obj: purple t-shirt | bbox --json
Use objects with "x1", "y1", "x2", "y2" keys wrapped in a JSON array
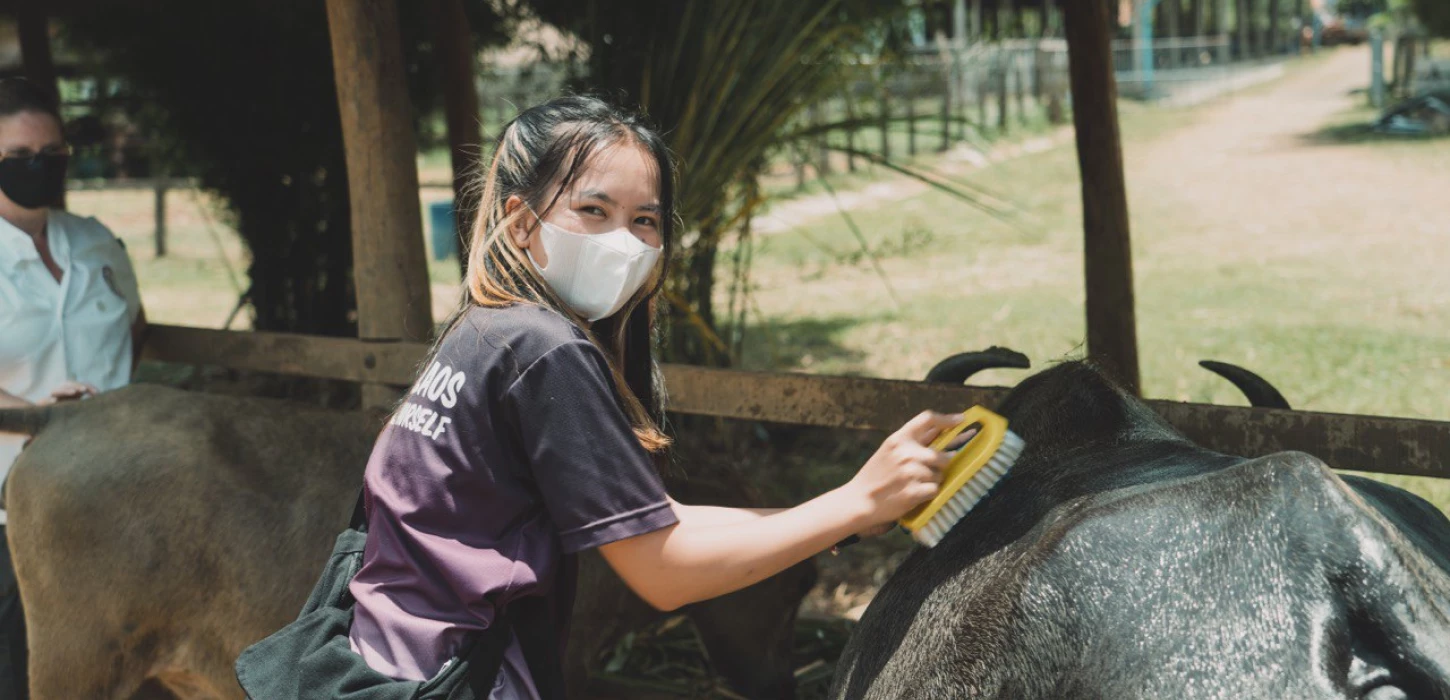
[{"x1": 348, "y1": 303, "x2": 678, "y2": 699}]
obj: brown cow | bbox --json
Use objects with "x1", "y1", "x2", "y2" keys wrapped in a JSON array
[{"x1": 0, "y1": 384, "x2": 813, "y2": 699}]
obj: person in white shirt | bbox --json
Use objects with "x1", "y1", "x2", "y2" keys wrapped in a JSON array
[{"x1": 0, "y1": 78, "x2": 145, "y2": 699}]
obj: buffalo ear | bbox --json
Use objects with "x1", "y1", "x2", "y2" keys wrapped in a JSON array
[
  {"x1": 925, "y1": 347, "x2": 1031, "y2": 385},
  {"x1": 1198, "y1": 360, "x2": 1291, "y2": 409}
]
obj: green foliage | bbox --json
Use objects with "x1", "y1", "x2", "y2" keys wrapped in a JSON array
[
  {"x1": 62, "y1": 1, "x2": 505, "y2": 335},
  {"x1": 528, "y1": 0, "x2": 911, "y2": 365},
  {"x1": 1412, "y1": 0, "x2": 1450, "y2": 35}
]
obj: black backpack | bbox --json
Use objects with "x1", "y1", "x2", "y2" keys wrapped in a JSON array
[{"x1": 234, "y1": 495, "x2": 511, "y2": 699}]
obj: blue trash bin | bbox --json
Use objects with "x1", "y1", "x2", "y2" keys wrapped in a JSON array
[{"x1": 428, "y1": 200, "x2": 457, "y2": 261}]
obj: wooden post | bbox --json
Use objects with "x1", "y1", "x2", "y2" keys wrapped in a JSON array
[
  {"x1": 1401, "y1": 35, "x2": 1417, "y2": 98},
  {"x1": 1370, "y1": 28, "x2": 1385, "y2": 108},
  {"x1": 1237, "y1": 0, "x2": 1254, "y2": 59},
  {"x1": 1015, "y1": 52, "x2": 1027, "y2": 126},
  {"x1": 17, "y1": 6, "x2": 57, "y2": 103},
  {"x1": 153, "y1": 180, "x2": 167, "y2": 258},
  {"x1": 1218, "y1": 0, "x2": 1232, "y2": 65},
  {"x1": 1165, "y1": 0, "x2": 1182, "y2": 68},
  {"x1": 844, "y1": 89, "x2": 858, "y2": 171},
  {"x1": 878, "y1": 85, "x2": 891, "y2": 160},
  {"x1": 18, "y1": 3, "x2": 64, "y2": 210},
  {"x1": 325, "y1": 0, "x2": 435, "y2": 408},
  {"x1": 905, "y1": 89, "x2": 918, "y2": 156},
  {"x1": 1299, "y1": 0, "x2": 1310, "y2": 52},
  {"x1": 1268, "y1": 0, "x2": 1281, "y2": 55},
  {"x1": 1062, "y1": 0, "x2": 1141, "y2": 394},
  {"x1": 996, "y1": 55, "x2": 1009, "y2": 133},
  {"x1": 976, "y1": 63, "x2": 989, "y2": 132},
  {"x1": 812, "y1": 102, "x2": 832, "y2": 176},
  {"x1": 425, "y1": 0, "x2": 481, "y2": 275},
  {"x1": 940, "y1": 58, "x2": 953, "y2": 151}
]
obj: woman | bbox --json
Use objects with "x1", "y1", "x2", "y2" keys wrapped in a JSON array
[
  {"x1": 348, "y1": 96, "x2": 957, "y2": 699},
  {"x1": 0, "y1": 78, "x2": 146, "y2": 698}
]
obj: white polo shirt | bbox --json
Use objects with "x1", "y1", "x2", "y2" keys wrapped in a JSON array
[{"x1": 0, "y1": 210, "x2": 141, "y2": 524}]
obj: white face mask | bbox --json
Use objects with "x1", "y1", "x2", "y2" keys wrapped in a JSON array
[{"x1": 524, "y1": 208, "x2": 663, "y2": 322}]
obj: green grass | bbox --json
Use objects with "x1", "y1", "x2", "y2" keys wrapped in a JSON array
[{"x1": 729, "y1": 53, "x2": 1450, "y2": 516}]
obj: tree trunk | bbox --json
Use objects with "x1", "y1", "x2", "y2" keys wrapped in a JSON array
[
  {"x1": 1062, "y1": 0, "x2": 1142, "y2": 395},
  {"x1": 1187, "y1": 0, "x2": 1202, "y2": 36},
  {"x1": 665, "y1": 235, "x2": 722, "y2": 366},
  {"x1": 325, "y1": 0, "x2": 435, "y2": 407}
]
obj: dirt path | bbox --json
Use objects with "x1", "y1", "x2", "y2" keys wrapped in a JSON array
[{"x1": 1129, "y1": 46, "x2": 1447, "y2": 275}]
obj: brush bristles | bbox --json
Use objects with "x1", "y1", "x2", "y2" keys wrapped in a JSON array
[{"x1": 913, "y1": 430, "x2": 1024, "y2": 548}]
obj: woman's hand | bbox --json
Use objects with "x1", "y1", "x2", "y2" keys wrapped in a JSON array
[
  {"x1": 841, "y1": 410, "x2": 964, "y2": 533},
  {"x1": 37, "y1": 381, "x2": 98, "y2": 406}
]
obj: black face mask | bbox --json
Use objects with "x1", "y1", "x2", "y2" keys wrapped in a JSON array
[{"x1": 0, "y1": 153, "x2": 68, "y2": 210}]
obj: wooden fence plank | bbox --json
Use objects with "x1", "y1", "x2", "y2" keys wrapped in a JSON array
[
  {"x1": 141, "y1": 325, "x2": 428, "y2": 386},
  {"x1": 141, "y1": 325, "x2": 1450, "y2": 479}
]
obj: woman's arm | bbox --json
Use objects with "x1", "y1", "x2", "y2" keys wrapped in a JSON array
[
  {"x1": 666, "y1": 498, "x2": 785, "y2": 527},
  {"x1": 600, "y1": 411, "x2": 960, "y2": 611}
]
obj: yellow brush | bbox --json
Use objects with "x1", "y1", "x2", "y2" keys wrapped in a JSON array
[{"x1": 899, "y1": 406, "x2": 1024, "y2": 547}]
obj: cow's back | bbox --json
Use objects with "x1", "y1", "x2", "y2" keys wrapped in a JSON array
[{"x1": 5, "y1": 384, "x2": 373, "y2": 698}]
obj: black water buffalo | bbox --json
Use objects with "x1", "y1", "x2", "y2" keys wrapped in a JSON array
[
  {"x1": 0, "y1": 385, "x2": 813, "y2": 699},
  {"x1": 832, "y1": 360, "x2": 1450, "y2": 699}
]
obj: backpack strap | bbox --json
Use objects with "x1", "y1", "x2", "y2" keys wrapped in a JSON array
[
  {"x1": 459, "y1": 608, "x2": 513, "y2": 698},
  {"x1": 509, "y1": 596, "x2": 565, "y2": 700},
  {"x1": 348, "y1": 488, "x2": 368, "y2": 533}
]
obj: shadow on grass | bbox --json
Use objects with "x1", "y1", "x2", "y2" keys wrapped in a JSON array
[
  {"x1": 734, "y1": 314, "x2": 875, "y2": 374},
  {"x1": 1300, "y1": 119, "x2": 1450, "y2": 145}
]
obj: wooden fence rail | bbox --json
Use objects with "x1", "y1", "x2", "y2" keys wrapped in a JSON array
[{"x1": 140, "y1": 324, "x2": 1450, "y2": 480}]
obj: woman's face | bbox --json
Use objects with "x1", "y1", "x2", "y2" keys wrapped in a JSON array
[
  {"x1": 0, "y1": 110, "x2": 65, "y2": 212},
  {"x1": 507, "y1": 142, "x2": 664, "y2": 268}
]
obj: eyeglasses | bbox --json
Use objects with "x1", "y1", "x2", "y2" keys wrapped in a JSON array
[{"x1": 0, "y1": 144, "x2": 74, "y2": 164}]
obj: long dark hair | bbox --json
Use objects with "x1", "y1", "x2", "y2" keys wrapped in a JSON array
[{"x1": 447, "y1": 95, "x2": 675, "y2": 452}]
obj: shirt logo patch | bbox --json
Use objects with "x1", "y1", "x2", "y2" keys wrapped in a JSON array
[{"x1": 102, "y1": 265, "x2": 125, "y2": 300}]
